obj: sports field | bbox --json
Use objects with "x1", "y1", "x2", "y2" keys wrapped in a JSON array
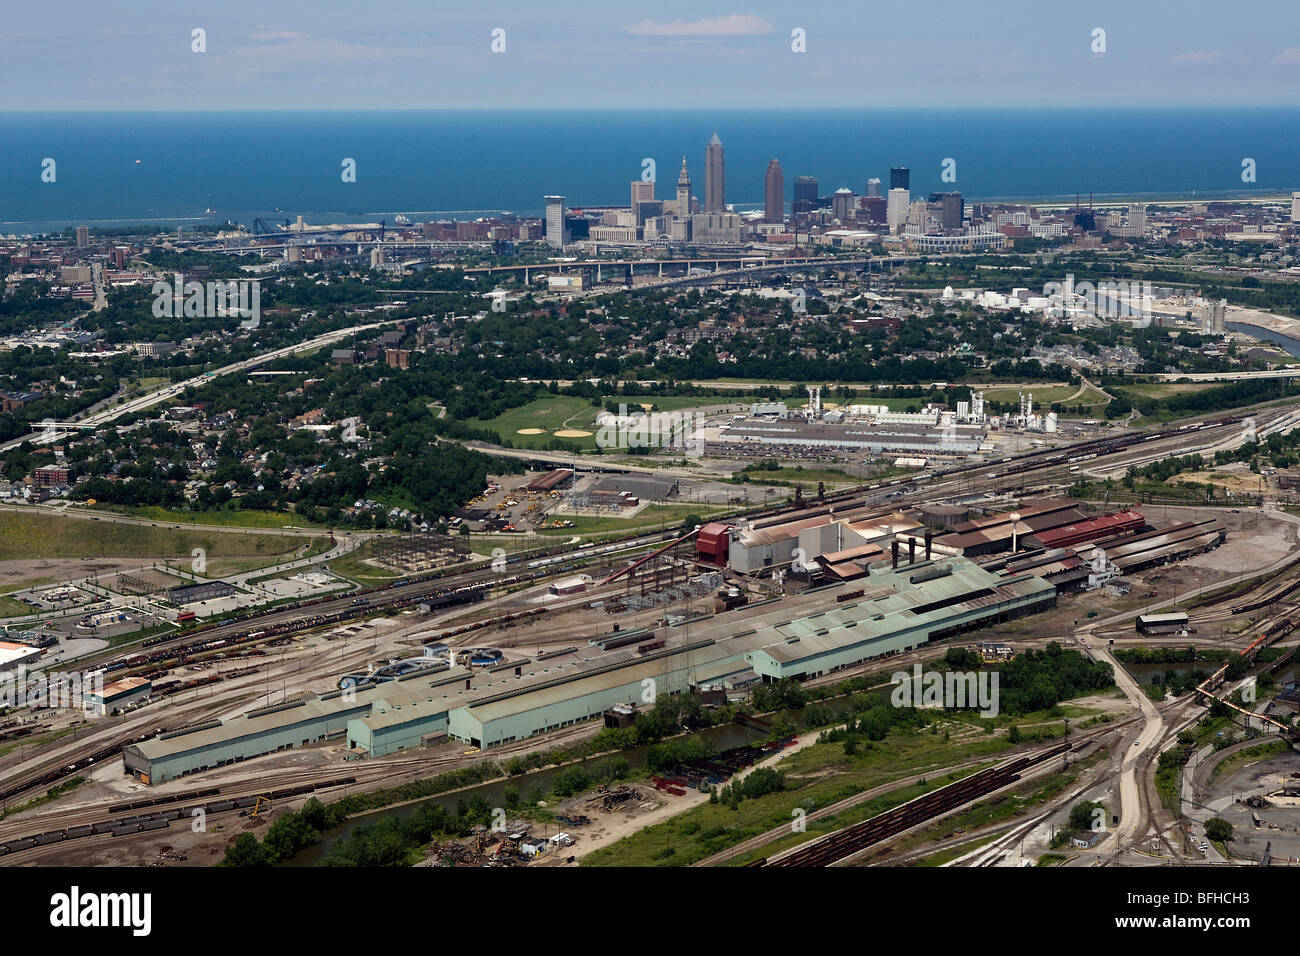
[{"x1": 470, "y1": 395, "x2": 745, "y2": 450}]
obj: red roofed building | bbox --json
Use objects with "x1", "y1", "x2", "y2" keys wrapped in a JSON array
[
  {"x1": 1029, "y1": 510, "x2": 1145, "y2": 550},
  {"x1": 696, "y1": 523, "x2": 733, "y2": 566}
]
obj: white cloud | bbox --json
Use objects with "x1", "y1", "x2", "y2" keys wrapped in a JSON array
[
  {"x1": 626, "y1": 14, "x2": 772, "y2": 37},
  {"x1": 1171, "y1": 50, "x2": 1225, "y2": 64},
  {"x1": 1270, "y1": 47, "x2": 1300, "y2": 64},
  {"x1": 249, "y1": 30, "x2": 311, "y2": 42}
]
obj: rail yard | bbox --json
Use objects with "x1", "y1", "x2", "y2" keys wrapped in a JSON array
[{"x1": 0, "y1": 395, "x2": 1297, "y2": 876}]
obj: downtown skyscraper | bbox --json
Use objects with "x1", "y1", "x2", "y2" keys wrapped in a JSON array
[
  {"x1": 705, "y1": 132, "x2": 725, "y2": 213},
  {"x1": 764, "y1": 159, "x2": 784, "y2": 223}
]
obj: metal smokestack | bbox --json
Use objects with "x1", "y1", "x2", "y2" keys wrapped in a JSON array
[
  {"x1": 908, "y1": 537, "x2": 916, "y2": 565},
  {"x1": 891, "y1": 540, "x2": 899, "y2": 570},
  {"x1": 925, "y1": 530, "x2": 933, "y2": 561}
]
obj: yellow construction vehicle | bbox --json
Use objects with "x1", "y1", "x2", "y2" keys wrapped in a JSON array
[{"x1": 250, "y1": 796, "x2": 271, "y2": 819}]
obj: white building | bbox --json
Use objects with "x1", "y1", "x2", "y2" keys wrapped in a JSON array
[
  {"x1": 887, "y1": 188, "x2": 910, "y2": 234},
  {"x1": 545, "y1": 195, "x2": 567, "y2": 248}
]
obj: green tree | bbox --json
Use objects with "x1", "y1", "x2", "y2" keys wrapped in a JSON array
[
  {"x1": 1068, "y1": 801, "x2": 1103, "y2": 832},
  {"x1": 221, "y1": 832, "x2": 269, "y2": 867},
  {"x1": 1204, "y1": 817, "x2": 1233, "y2": 842}
]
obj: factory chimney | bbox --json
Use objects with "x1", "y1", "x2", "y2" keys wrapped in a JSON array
[
  {"x1": 891, "y1": 540, "x2": 900, "y2": 570},
  {"x1": 925, "y1": 530, "x2": 933, "y2": 561},
  {"x1": 908, "y1": 537, "x2": 916, "y2": 565}
]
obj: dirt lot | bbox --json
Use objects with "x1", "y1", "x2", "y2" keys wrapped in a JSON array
[{"x1": 0, "y1": 558, "x2": 152, "y2": 593}]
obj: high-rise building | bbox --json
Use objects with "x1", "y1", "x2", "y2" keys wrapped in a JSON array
[
  {"x1": 691, "y1": 212, "x2": 742, "y2": 243},
  {"x1": 545, "y1": 195, "x2": 567, "y2": 248},
  {"x1": 705, "y1": 132, "x2": 725, "y2": 213},
  {"x1": 631, "y1": 180, "x2": 655, "y2": 212},
  {"x1": 866, "y1": 178, "x2": 883, "y2": 198},
  {"x1": 890, "y1": 166, "x2": 910, "y2": 191},
  {"x1": 792, "y1": 176, "x2": 819, "y2": 216},
  {"x1": 928, "y1": 192, "x2": 964, "y2": 231},
  {"x1": 675, "y1": 156, "x2": 692, "y2": 217},
  {"x1": 634, "y1": 200, "x2": 664, "y2": 228},
  {"x1": 833, "y1": 187, "x2": 856, "y2": 221},
  {"x1": 793, "y1": 176, "x2": 819, "y2": 206},
  {"x1": 887, "y1": 187, "x2": 909, "y2": 234},
  {"x1": 1292, "y1": 192, "x2": 1300, "y2": 223},
  {"x1": 907, "y1": 199, "x2": 933, "y2": 234},
  {"x1": 75, "y1": 225, "x2": 90, "y2": 248},
  {"x1": 764, "y1": 159, "x2": 785, "y2": 223}
]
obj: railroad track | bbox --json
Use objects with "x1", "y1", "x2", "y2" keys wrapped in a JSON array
[{"x1": 751, "y1": 743, "x2": 1073, "y2": 868}]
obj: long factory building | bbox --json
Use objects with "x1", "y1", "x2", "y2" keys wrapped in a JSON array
[
  {"x1": 123, "y1": 554, "x2": 1056, "y2": 784},
  {"x1": 714, "y1": 419, "x2": 986, "y2": 455}
]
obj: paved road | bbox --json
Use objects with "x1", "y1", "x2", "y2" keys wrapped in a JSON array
[
  {"x1": 0, "y1": 321, "x2": 387, "y2": 453},
  {"x1": 1085, "y1": 641, "x2": 1165, "y2": 860}
]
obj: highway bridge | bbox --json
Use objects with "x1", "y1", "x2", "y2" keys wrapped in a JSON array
[{"x1": 458, "y1": 254, "x2": 915, "y2": 287}]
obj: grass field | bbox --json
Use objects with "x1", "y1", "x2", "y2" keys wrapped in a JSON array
[
  {"x1": 471, "y1": 395, "x2": 746, "y2": 451},
  {"x1": 980, "y1": 384, "x2": 1077, "y2": 405},
  {"x1": 1116, "y1": 382, "x2": 1220, "y2": 399},
  {"x1": 1064, "y1": 385, "x2": 1112, "y2": 414},
  {"x1": 324, "y1": 540, "x2": 405, "y2": 584},
  {"x1": 0, "y1": 595, "x2": 31, "y2": 616},
  {"x1": 96, "y1": 504, "x2": 325, "y2": 531},
  {"x1": 535, "y1": 503, "x2": 726, "y2": 536},
  {"x1": 0, "y1": 511, "x2": 312, "y2": 572},
  {"x1": 583, "y1": 723, "x2": 1014, "y2": 867},
  {"x1": 1208, "y1": 739, "x2": 1288, "y2": 784}
]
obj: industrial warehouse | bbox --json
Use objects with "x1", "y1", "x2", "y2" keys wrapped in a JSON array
[
  {"x1": 122, "y1": 550, "x2": 1056, "y2": 783},
  {"x1": 712, "y1": 419, "x2": 986, "y2": 455},
  {"x1": 120, "y1": 488, "x2": 1226, "y2": 786}
]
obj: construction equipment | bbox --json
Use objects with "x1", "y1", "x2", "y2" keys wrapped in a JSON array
[{"x1": 250, "y1": 796, "x2": 271, "y2": 820}]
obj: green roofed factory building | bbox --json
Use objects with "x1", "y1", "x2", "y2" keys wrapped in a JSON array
[{"x1": 123, "y1": 555, "x2": 1055, "y2": 783}]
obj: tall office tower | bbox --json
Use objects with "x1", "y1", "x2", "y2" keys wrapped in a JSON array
[
  {"x1": 793, "y1": 176, "x2": 819, "y2": 207},
  {"x1": 833, "y1": 187, "x2": 856, "y2": 221},
  {"x1": 928, "y1": 192, "x2": 964, "y2": 231},
  {"x1": 890, "y1": 166, "x2": 910, "y2": 191},
  {"x1": 1292, "y1": 192, "x2": 1300, "y2": 223},
  {"x1": 675, "y1": 157, "x2": 692, "y2": 217},
  {"x1": 705, "y1": 132, "x2": 725, "y2": 212},
  {"x1": 1129, "y1": 205, "x2": 1146, "y2": 232},
  {"x1": 886, "y1": 187, "x2": 909, "y2": 234},
  {"x1": 866, "y1": 177, "x2": 883, "y2": 198},
  {"x1": 907, "y1": 199, "x2": 930, "y2": 233},
  {"x1": 75, "y1": 225, "x2": 90, "y2": 248},
  {"x1": 631, "y1": 179, "x2": 655, "y2": 212},
  {"x1": 764, "y1": 159, "x2": 785, "y2": 223},
  {"x1": 545, "y1": 195, "x2": 567, "y2": 248}
]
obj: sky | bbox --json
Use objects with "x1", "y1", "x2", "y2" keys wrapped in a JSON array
[{"x1": 2, "y1": 1, "x2": 1299, "y2": 110}]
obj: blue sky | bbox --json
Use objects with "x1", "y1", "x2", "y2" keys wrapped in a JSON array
[{"x1": 4, "y1": 0, "x2": 1299, "y2": 110}]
